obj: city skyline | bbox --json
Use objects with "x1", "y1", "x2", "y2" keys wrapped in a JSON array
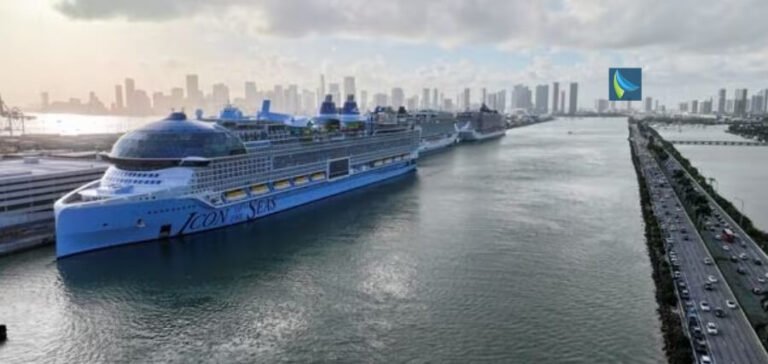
[{"x1": 3, "y1": 1, "x2": 768, "y2": 111}]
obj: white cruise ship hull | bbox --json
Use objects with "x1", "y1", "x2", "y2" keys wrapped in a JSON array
[
  {"x1": 55, "y1": 162, "x2": 415, "y2": 258},
  {"x1": 459, "y1": 129, "x2": 506, "y2": 142},
  {"x1": 418, "y1": 132, "x2": 459, "y2": 154}
]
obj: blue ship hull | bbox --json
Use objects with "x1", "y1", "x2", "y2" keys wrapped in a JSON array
[{"x1": 55, "y1": 162, "x2": 415, "y2": 258}]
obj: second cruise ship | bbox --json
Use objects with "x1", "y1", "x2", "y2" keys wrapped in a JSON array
[{"x1": 54, "y1": 96, "x2": 420, "y2": 258}]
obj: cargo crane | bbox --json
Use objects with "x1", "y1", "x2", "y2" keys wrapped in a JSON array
[{"x1": 0, "y1": 93, "x2": 35, "y2": 136}]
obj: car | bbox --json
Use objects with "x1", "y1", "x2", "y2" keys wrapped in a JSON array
[
  {"x1": 722, "y1": 245, "x2": 731, "y2": 251},
  {"x1": 714, "y1": 234, "x2": 721, "y2": 240},
  {"x1": 740, "y1": 253, "x2": 749, "y2": 260},
  {"x1": 685, "y1": 300, "x2": 695, "y2": 309},
  {"x1": 726, "y1": 300, "x2": 738, "y2": 309},
  {"x1": 741, "y1": 241, "x2": 747, "y2": 247},
  {"x1": 681, "y1": 228, "x2": 688, "y2": 233},
  {"x1": 753, "y1": 287, "x2": 763, "y2": 295},
  {"x1": 704, "y1": 283, "x2": 713, "y2": 291},
  {"x1": 673, "y1": 271, "x2": 682, "y2": 279},
  {"x1": 691, "y1": 326, "x2": 704, "y2": 339},
  {"x1": 683, "y1": 235, "x2": 690, "y2": 241},
  {"x1": 703, "y1": 257, "x2": 713, "y2": 265},
  {"x1": 731, "y1": 255, "x2": 739, "y2": 262},
  {"x1": 700, "y1": 301, "x2": 711, "y2": 311},
  {"x1": 707, "y1": 275, "x2": 718, "y2": 283},
  {"x1": 681, "y1": 289, "x2": 690, "y2": 299},
  {"x1": 737, "y1": 267, "x2": 747, "y2": 275},
  {"x1": 755, "y1": 259, "x2": 763, "y2": 266},
  {"x1": 700, "y1": 355, "x2": 712, "y2": 364},
  {"x1": 694, "y1": 339, "x2": 708, "y2": 354},
  {"x1": 678, "y1": 281, "x2": 687, "y2": 289},
  {"x1": 706, "y1": 322, "x2": 718, "y2": 335},
  {"x1": 714, "y1": 308, "x2": 725, "y2": 317}
]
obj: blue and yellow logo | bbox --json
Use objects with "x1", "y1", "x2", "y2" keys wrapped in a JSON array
[{"x1": 609, "y1": 68, "x2": 641, "y2": 101}]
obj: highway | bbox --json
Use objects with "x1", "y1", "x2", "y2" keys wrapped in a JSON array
[{"x1": 633, "y1": 125, "x2": 768, "y2": 364}]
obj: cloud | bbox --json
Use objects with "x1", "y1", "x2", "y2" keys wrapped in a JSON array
[{"x1": 54, "y1": 0, "x2": 768, "y2": 53}]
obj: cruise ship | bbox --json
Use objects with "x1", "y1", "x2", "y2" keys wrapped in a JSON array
[
  {"x1": 54, "y1": 95, "x2": 420, "y2": 258},
  {"x1": 457, "y1": 104, "x2": 506, "y2": 141},
  {"x1": 408, "y1": 110, "x2": 459, "y2": 153}
]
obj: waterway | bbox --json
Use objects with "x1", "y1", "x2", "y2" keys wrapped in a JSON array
[
  {"x1": 655, "y1": 123, "x2": 768, "y2": 230},
  {"x1": 0, "y1": 117, "x2": 665, "y2": 363}
]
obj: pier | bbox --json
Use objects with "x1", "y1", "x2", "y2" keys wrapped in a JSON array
[{"x1": 668, "y1": 139, "x2": 768, "y2": 147}]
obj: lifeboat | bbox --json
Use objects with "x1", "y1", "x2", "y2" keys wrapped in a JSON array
[
  {"x1": 250, "y1": 184, "x2": 269, "y2": 195},
  {"x1": 274, "y1": 180, "x2": 292, "y2": 190},
  {"x1": 223, "y1": 188, "x2": 247, "y2": 202},
  {"x1": 311, "y1": 172, "x2": 326, "y2": 181}
]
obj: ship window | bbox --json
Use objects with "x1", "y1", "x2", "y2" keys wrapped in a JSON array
[{"x1": 328, "y1": 158, "x2": 349, "y2": 179}]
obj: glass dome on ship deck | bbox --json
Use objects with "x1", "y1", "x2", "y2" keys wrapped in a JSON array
[{"x1": 110, "y1": 112, "x2": 246, "y2": 159}]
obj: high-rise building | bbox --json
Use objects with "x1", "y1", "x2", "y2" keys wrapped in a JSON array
[
  {"x1": 734, "y1": 88, "x2": 748, "y2": 116},
  {"x1": 328, "y1": 83, "x2": 341, "y2": 105},
  {"x1": 212, "y1": 83, "x2": 230, "y2": 107},
  {"x1": 245, "y1": 82, "x2": 258, "y2": 106},
  {"x1": 644, "y1": 97, "x2": 652, "y2": 112},
  {"x1": 114, "y1": 85, "x2": 123, "y2": 111},
  {"x1": 433, "y1": 88, "x2": 438, "y2": 110},
  {"x1": 372, "y1": 93, "x2": 388, "y2": 107},
  {"x1": 360, "y1": 90, "x2": 368, "y2": 111},
  {"x1": 124, "y1": 78, "x2": 135, "y2": 114},
  {"x1": 463, "y1": 88, "x2": 471, "y2": 110},
  {"x1": 40, "y1": 92, "x2": 49, "y2": 111},
  {"x1": 751, "y1": 94, "x2": 764, "y2": 114},
  {"x1": 391, "y1": 88, "x2": 405, "y2": 108},
  {"x1": 512, "y1": 85, "x2": 532, "y2": 111},
  {"x1": 319, "y1": 74, "x2": 326, "y2": 105},
  {"x1": 343, "y1": 76, "x2": 356, "y2": 100},
  {"x1": 717, "y1": 89, "x2": 726, "y2": 114},
  {"x1": 534, "y1": 84, "x2": 549, "y2": 114},
  {"x1": 481, "y1": 88, "x2": 487, "y2": 105},
  {"x1": 568, "y1": 82, "x2": 578, "y2": 115},
  {"x1": 701, "y1": 98, "x2": 713, "y2": 114},
  {"x1": 596, "y1": 99, "x2": 609, "y2": 113},
  {"x1": 691, "y1": 100, "x2": 699, "y2": 114},
  {"x1": 560, "y1": 91, "x2": 565, "y2": 113},
  {"x1": 552, "y1": 82, "x2": 560, "y2": 114},
  {"x1": 422, "y1": 88, "x2": 430, "y2": 109},
  {"x1": 185, "y1": 74, "x2": 200, "y2": 106}
]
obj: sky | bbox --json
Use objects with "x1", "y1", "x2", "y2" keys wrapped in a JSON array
[{"x1": 1, "y1": 0, "x2": 768, "y2": 110}]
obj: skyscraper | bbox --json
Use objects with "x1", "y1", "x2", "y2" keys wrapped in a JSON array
[
  {"x1": 433, "y1": 88, "x2": 438, "y2": 110},
  {"x1": 560, "y1": 91, "x2": 565, "y2": 113},
  {"x1": 360, "y1": 90, "x2": 368, "y2": 111},
  {"x1": 343, "y1": 76, "x2": 356, "y2": 100},
  {"x1": 534, "y1": 84, "x2": 549, "y2": 114},
  {"x1": 463, "y1": 88, "x2": 471, "y2": 110},
  {"x1": 40, "y1": 92, "x2": 49, "y2": 111},
  {"x1": 568, "y1": 83, "x2": 578, "y2": 115},
  {"x1": 114, "y1": 85, "x2": 123, "y2": 111},
  {"x1": 512, "y1": 85, "x2": 532, "y2": 111},
  {"x1": 328, "y1": 83, "x2": 341, "y2": 105},
  {"x1": 552, "y1": 82, "x2": 560, "y2": 114},
  {"x1": 212, "y1": 83, "x2": 230, "y2": 107},
  {"x1": 320, "y1": 74, "x2": 326, "y2": 97},
  {"x1": 245, "y1": 81, "x2": 258, "y2": 106},
  {"x1": 124, "y1": 78, "x2": 135, "y2": 114},
  {"x1": 717, "y1": 88, "x2": 726, "y2": 114},
  {"x1": 422, "y1": 88, "x2": 430, "y2": 109},
  {"x1": 482, "y1": 88, "x2": 487, "y2": 105},
  {"x1": 391, "y1": 88, "x2": 405, "y2": 108},
  {"x1": 185, "y1": 74, "x2": 200, "y2": 102},
  {"x1": 691, "y1": 100, "x2": 699, "y2": 114},
  {"x1": 734, "y1": 88, "x2": 748, "y2": 116},
  {"x1": 644, "y1": 97, "x2": 652, "y2": 112}
]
